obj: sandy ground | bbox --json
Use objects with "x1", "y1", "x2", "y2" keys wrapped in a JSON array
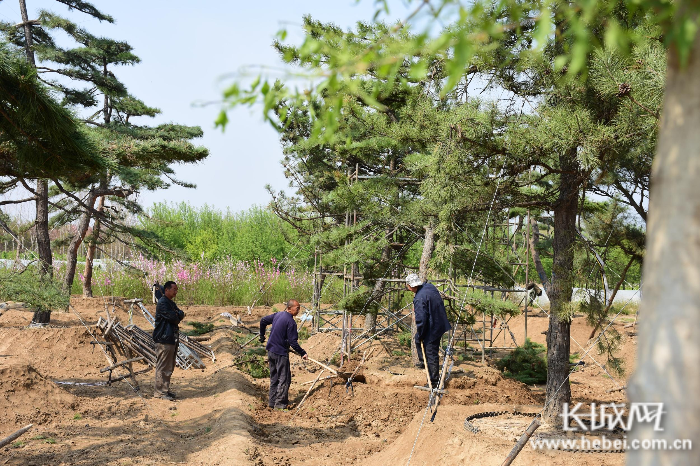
[{"x1": 0, "y1": 297, "x2": 636, "y2": 465}]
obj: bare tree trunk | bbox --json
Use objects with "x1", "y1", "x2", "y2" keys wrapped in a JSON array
[
  {"x1": 82, "y1": 196, "x2": 105, "y2": 297},
  {"x1": 418, "y1": 223, "x2": 434, "y2": 282},
  {"x1": 35, "y1": 181, "x2": 52, "y2": 278},
  {"x1": 628, "y1": 33, "x2": 700, "y2": 465},
  {"x1": 62, "y1": 192, "x2": 97, "y2": 293},
  {"x1": 542, "y1": 151, "x2": 578, "y2": 425},
  {"x1": 528, "y1": 216, "x2": 549, "y2": 288},
  {"x1": 412, "y1": 223, "x2": 436, "y2": 366},
  {"x1": 364, "y1": 238, "x2": 392, "y2": 334},
  {"x1": 18, "y1": 0, "x2": 35, "y2": 65}
]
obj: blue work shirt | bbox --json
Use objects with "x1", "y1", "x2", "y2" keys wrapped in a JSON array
[
  {"x1": 260, "y1": 311, "x2": 307, "y2": 357},
  {"x1": 414, "y1": 282, "x2": 451, "y2": 343}
]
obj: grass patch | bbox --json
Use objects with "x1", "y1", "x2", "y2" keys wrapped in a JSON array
[
  {"x1": 45, "y1": 438, "x2": 56, "y2": 444},
  {"x1": 298, "y1": 326, "x2": 310, "y2": 341},
  {"x1": 392, "y1": 350, "x2": 407, "y2": 357},
  {"x1": 329, "y1": 353, "x2": 340, "y2": 366},
  {"x1": 11, "y1": 441, "x2": 24, "y2": 448},
  {"x1": 184, "y1": 321, "x2": 214, "y2": 336},
  {"x1": 73, "y1": 413, "x2": 82, "y2": 420},
  {"x1": 495, "y1": 339, "x2": 547, "y2": 385}
]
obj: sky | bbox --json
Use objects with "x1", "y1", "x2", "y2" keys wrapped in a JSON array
[{"x1": 0, "y1": 0, "x2": 413, "y2": 216}]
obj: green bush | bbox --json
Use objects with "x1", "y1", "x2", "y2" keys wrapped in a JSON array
[
  {"x1": 237, "y1": 354, "x2": 269, "y2": 378},
  {"x1": 397, "y1": 331, "x2": 412, "y2": 348},
  {"x1": 0, "y1": 268, "x2": 69, "y2": 311},
  {"x1": 495, "y1": 338, "x2": 547, "y2": 385},
  {"x1": 184, "y1": 321, "x2": 214, "y2": 336}
]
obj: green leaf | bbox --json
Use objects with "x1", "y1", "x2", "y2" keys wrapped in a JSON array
[
  {"x1": 223, "y1": 83, "x2": 240, "y2": 99},
  {"x1": 214, "y1": 110, "x2": 229, "y2": 129}
]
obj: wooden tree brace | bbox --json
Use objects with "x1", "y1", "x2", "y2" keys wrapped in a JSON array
[
  {"x1": 100, "y1": 356, "x2": 145, "y2": 373},
  {"x1": 108, "y1": 367, "x2": 152, "y2": 383},
  {"x1": 500, "y1": 417, "x2": 541, "y2": 466},
  {"x1": 0, "y1": 424, "x2": 33, "y2": 449}
]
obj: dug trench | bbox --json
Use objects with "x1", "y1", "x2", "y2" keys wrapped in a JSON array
[{"x1": 0, "y1": 298, "x2": 634, "y2": 465}]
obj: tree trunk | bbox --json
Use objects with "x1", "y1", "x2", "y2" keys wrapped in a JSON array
[
  {"x1": 83, "y1": 196, "x2": 105, "y2": 297},
  {"x1": 18, "y1": 0, "x2": 53, "y2": 279},
  {"x1": 412, "y1": 223, "x2": 436, "y2": 366},
  {"x1": 30, "y1": 308, "x2": 50, "y2": 325},
  {"x1": 418, "y1": 223, "x2": 435, "y2": 282},
  {"x1": 542, "y1": 151, "x2": 578, "y2": 425},
  {"x1": 35, "y1": 180, "x2": 52, "y2": 278},
  {"x1": 528, "y1": 216, "x2": 549, "y2": 288},
  {"x1": 62, "y1": 192, "x2": 97, "y2": 293},
  {"x1": 364, "y1": 237, "x2": 392, "y2": 334},
  {"x1": 18, "y1": 0, "x2": 36, "y2": 66},
  {"x1": 628, "y1": 33, "x2": 700, "y2": 465}
]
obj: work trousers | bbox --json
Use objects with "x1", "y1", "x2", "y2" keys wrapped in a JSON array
[
  {"x1": 416, "y1": 338, "x2": 441, "y2": 388},
  {"x1": 268, "y1": 351, "x2": 291, "y2": 408},
  {"x1": 154, "y1": 343, "x2": 177, "y2": 396}
]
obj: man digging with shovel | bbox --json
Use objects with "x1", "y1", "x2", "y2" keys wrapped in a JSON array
[
  {"x1": 259, "y1": 299, "x2": 308, "y2": 410},
  {"x1": 405, "y1": 274, "x2": 451, "y2": 391}
]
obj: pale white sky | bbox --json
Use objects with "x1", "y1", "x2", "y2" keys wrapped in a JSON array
[{"x1": 0, "y1": 0, "x2": 413, "y2": 215}]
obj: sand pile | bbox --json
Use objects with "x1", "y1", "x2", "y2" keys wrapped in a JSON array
[{"x1": 0, "y1": 364, "x2": 78, "y2": 426}]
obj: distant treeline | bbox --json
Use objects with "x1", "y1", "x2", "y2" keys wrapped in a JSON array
[{"x1": 140, "y1": 202, "x2": 305, "y2": 265}]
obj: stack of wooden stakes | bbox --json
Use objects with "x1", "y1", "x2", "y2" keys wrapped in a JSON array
[{"x1": 94, "y1": 311, "x2": 215, "y2": 389}]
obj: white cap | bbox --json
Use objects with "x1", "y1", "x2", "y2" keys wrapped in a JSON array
[{"x1": 405, "y1": 273, "x2": 424, "y2": 287}]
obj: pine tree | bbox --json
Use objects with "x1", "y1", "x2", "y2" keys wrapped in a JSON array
[{"x1": 1, "y1": 1, "x2": 208, "y2": 309}]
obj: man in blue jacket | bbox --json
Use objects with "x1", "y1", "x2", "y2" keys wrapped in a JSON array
[
  {"x1": 406, "y1": 273, "x2": 451, "y2": 389},
  {"x1": 259, "y1": 299, "x2": 308, "y2": 409},
  {"x1": 153, "y1": 281, "x2": 185, "y2": 401}
]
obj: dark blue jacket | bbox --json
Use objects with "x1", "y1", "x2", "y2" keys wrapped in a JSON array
[
  {"x1": 260, "y1": 311, "x2": 306, "y2": 357},
  {"x1": 413, "y1": 282, "x2": 451, "y2": 343},
  {"x1": 153, "y1": 296, "x2": 184, "y2": 345}
]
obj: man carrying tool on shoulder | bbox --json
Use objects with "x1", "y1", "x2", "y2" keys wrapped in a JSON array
[
  {"x1": 259, "y1": 299, "x2": 308, "y2": 410},
  {"x1": 406, "y1": 273, "x2": 451, "y2": 389}
]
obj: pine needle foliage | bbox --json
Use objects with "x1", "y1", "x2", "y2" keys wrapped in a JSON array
[
  {"x1": 496, "y1": 339, "x2": 548, "y2": 385},
  {"x1": 0, "y1": 267, "x2": 69, "y2": 311}
]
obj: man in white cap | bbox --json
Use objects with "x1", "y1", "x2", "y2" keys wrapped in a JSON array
[{"x1": 406, "y1": 273, "x2": 451, "y2": 388}]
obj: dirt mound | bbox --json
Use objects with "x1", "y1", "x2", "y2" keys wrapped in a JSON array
[
  {"x1": 0, "y1": 364, "x2": 78, "y2": 426},
  {"x1": 0, "y1": 326, "x2": 106, "y2": 379},
  {"x1": 303, "y1": 333, "x2": 342, "y2": 361},
  {"x1": 366, "y1": 402, "x2": 623, "y2": 466}
]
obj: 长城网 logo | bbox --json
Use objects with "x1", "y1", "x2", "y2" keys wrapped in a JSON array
[{"x1": 561, "y1": 402, "x2": 664, "y2": 432}]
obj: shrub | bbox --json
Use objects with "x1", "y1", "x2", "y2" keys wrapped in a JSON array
[
  {"x1": 184, "y1": 321, "x2": 214, "y2": 336},
  {"x1": 397, "y1": 331, "x2": 412, "y2": 348},
  {"x1": 495, "y1": 338, "x2": 547, "y2": 385},
  {"x1": 237, "y1": 354, "x2": 269, "y2": 378}
]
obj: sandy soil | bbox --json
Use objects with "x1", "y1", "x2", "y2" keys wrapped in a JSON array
[{"x1": 0, "y1": 297, "x2": 636, "y2": 465}]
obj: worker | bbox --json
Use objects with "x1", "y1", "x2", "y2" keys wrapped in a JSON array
[
  {"x1": 153, "y1": 281, "x2": 184, "y2": 401},
  {"x1": 406, "y1": 273, "x2": 451, "y2": 389},
  {"x1": 259, "y1": 299, "x2": 308, "y2": 409}
]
